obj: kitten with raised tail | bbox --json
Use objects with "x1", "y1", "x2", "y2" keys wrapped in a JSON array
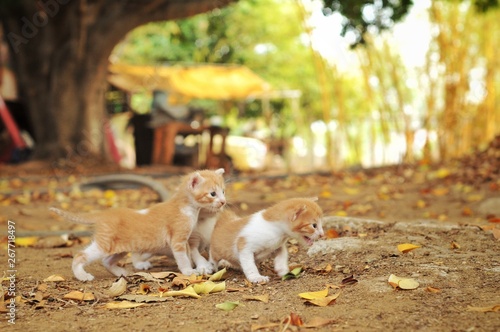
[
  {"x1": 50, "y1": 169, "x2": 226, "y2": 281},
  {"x1": 209, "y1": 197, "x2": 324, "y2": 283}
]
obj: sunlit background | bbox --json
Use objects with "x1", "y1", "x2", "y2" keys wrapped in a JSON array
[{"x1": 106, "y1": 0, "x2": 499, "y2": 172}]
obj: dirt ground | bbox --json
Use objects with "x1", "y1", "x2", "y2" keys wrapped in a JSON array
[{"x1": 1, "y1": 153, "x2": 499, "y2": 331}]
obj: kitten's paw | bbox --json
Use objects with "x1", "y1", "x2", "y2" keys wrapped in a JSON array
[
  {"x1": 275, "y1": 268, "x2": 289, "y2": 277},
  {"x1": 75, "y1": 272, "x2": 95, "y2": 282},
  {"x1": 195, "y1": 262, "x2": 215, "y2": 275},
  {"x1": 133, "y1": 261, "x2": 153, "y2": 270},
  {"x1": 110, "y1": 267, "x2": 130, "y2": 277},
  {"x1": 246, "y1": 275, "x2": 270, "y2": 284},
  {"x1": 180, "y1": 268, "x2": 198, "y2": 276}
]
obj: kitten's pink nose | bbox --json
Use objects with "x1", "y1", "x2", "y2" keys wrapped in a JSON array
[{"x1": 219, "y1": 200, "x2": 226, "y2": 207}]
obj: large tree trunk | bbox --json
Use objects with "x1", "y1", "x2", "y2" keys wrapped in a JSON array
[{"x1": 0, "y1": 0, "x2": 233, "y2": 160}]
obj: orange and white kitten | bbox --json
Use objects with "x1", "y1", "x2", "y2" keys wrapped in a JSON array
[
  {"x1": 131, "y1": 208, "x2": 218, "y2": 274},
  {"x1": 50, "y1": 169, "x2": 226, "y2": 281},
  {"x1": 209, "y1": 197, "x2": 324, "y2": 283}
]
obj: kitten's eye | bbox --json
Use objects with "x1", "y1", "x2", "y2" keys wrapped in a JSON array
[
  {"x1": 312, "y1": 223, "x2": 317, "y2": 229},
  {"x1": 210, "y1": 192, "x2": 216, "y2": 197}
]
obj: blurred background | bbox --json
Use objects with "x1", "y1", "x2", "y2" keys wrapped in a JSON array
[{"x1": 0, "y1": 0, "x2": 498, "y2": 174}]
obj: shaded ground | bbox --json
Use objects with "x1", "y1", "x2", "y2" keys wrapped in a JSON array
[{"x1": 1, "y1": 155, "x2": 499, "y2": 331}]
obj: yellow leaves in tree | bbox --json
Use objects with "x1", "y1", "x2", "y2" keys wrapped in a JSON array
[{"x1": 397, "y1": 243, "x2": 421, "y2": 253}]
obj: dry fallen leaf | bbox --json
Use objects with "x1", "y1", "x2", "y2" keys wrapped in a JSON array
[
  {"x1": 491, "y1": 228, "x2": 500, "y2": 241},
  {"x1": 283, "y1": 312, "x2": 304, "y2": 326},
  {"x1": 388, "y1": 274, "x2": 419, "y2": 290},
  {"x1": 466, "y1": 304, "x2": 500, "y2": 312},
  {"x1": 215, "y1": 301, "x2": 241, "y2": 311},
  {"x1": 325, "y1": 229, "x2": 339, "y2": 239},
  {"x1": 133, "y1": 272, "x2": 162, "y2": 282},
  {"x1": 63, "y1": 290, "x2": 95, "y2": 301},
  {"x1": 397, "y1": 243, "x2": 421, "y2": 253},
  {"x1": 426, "y1": 286, "x2": 442, "y2": 293},
  {"x1": 193, "y1": 281, "x2": 225, "y2": 294},
  {"x1": 149, "y1": 271, "x2": 177, "y2": 279},
  {"x1": 243, "y1": 294, "x2": 269, "y2": 303},
  {"x1": 108, "y1": 277, "x2": 127, "y2": 297},
  {"x1": 43, "y1": 275, "x2": 65, "y2": 282},
  {"x1": 162, "y1": 285, "x2": 201, "y2": 299},
  {"x1": 450, "y1": 241, "x2": 461, "y2": 249},
  {"x1": 136, "y1": 283, "x2": 151, "y2": 295},
  {"x1": 104, "y1": 300, "x2": 145, "y2": 309},
  {"x1": 298, "y1": 288, "x2": 329, "y2": 300},
  {"x1": 208, "y1": 268, "x2": 227, "y2": 281},
  {"x1": 341, "y1": 275, "x2": 358, "y2": 286},
  {"x1": 488, "y1": 217, "x2": 500, "y2": 223},
  {"x1": 15, "y1": 236, "x2": 39, "y2": 247},
  {"x1": 117, "y1": 294, "x2": 173, "y2": 303},
  {"x1": 282, "y1": 267, "x2": 303, "y2": 280},
  {"x1": 305, "y1": 292, "x2": 341, "y2": 307}
]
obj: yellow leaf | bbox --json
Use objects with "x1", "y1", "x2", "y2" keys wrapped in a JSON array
[
  {"x1": 162, "y1": 285, "x2": 201, "y2": 299},
  {"x1": 104, "y1": 190, "x2": 116, "y2": 199},
  {"x1": 319, "y1": 190, "x2": 332, "y2": 198},
  {"x1": 215, "y1": 301, "x2": 241, "y2": 311},
  {"x1": 335, "y1": 211, "x2": 347, "y2": 217},
  {"x1": 104, "y1": 300, "x2": 145, "y2": 309},
  {"x1": 388, "y1": 274, "x2": 419, "y2": 290},
  {"x1": 211, "y1": 281, "x2": 226, "y2": 293},
  {"x1": 231, "y1": 182, "x2": 246, "y2": 191},
  {"x1": 208, "y1": 268, "x2": 227, "y2": 281},
  {"x1": 304, "y1": 292, "x2": 341, "y2": 307},
  {"x1": 466, "y1": 194, "x2": 483, "y2": 202},
  {"x1": 43, "y1": 275, "x2": 65, "y2": 282},
  {"x1": 63, "y1": 290, "x2": 95, "y2": 301},
  {"x1": 15, "y1": 237, "x2": 39, "y2": 247},
  {"x1": 435, "y1": 168, "x2": 451, "y2": 179},
  {"x1": 298, "y1": 288, "x2": 329, "y2": 300},
  {"x1": 243, "y1": 294, "x2": 269, "y2": 303},
  {"x1": 343, "y1": 187, "x2": 359, "y2": 195},
  {"x1": 397, "y1": 243, "x2": 421, "y2": 253},
  {"x1": 416, "y1": 200, "x2": 426, "y2": 208},
  {"x1": 193, "y1": 281, "x2": 226, "y2": 294}
]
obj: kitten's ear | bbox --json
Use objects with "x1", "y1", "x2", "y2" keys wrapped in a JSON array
[
  {"x1": 215, "y1": 168, "x2": 225, "y2": 175},
  {"x1": 291, "y1": 205, "x2": 308, "y2": 222},
  {"x1": 188, "y1": 172, "x2": 205, "y2": 190}
]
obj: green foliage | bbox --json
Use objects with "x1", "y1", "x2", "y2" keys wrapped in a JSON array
[{"x1": 113, "y1": 0, "x2": 328, "y2": 124}]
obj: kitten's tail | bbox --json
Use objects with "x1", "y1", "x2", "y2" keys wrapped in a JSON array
[{"x1": 49, "y1": 207, "x2": 96, "y2": 225}]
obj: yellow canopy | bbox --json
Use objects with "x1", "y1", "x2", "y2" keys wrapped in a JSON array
[{"x1": 108, "y1": 63, "x2": 270, "y2": 100}]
